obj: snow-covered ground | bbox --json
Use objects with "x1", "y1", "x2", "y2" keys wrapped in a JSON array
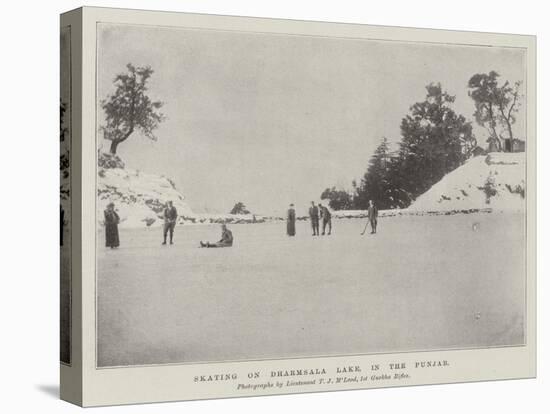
[
  {"x1": 178, "y1": 212, "x2": 283, "y2": 225},
  {"x1": 97, "y1": 213, "x2": 525, "y2": 367},
  {"x1": 97, "y1": 152, "x2": 526, "y2": 231},
  {"x1": 97, "y1": 155, "x2": 283, "y2": 228},
  {"x1": 408, "y1": 152, "x2": 526, "y2": 213},
  {"x1": 98, "y1": 166, "x2": 194, "y2": 228},
  {"x1": 96, "y1": 160, "x2": 369, "y2": 227},
  {"x1": 332, "y1": 209, "x2": 413, "y2": 219}
]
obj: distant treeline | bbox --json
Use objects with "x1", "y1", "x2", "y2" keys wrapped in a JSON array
[
  {"x1": 322, "y1": 73, "x2": 522, "y2": 211},
  {"x1": 97, "y1": 64, "x2": 522, "y2": 212}
]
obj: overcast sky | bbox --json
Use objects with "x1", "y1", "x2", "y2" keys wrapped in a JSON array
[{"x1": 97, "y1": 24, "x2": 526, "y2": 216}]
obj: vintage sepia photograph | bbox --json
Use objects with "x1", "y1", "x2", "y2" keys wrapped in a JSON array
[
  {"x1": 60, "y1": 24, "x2": 72, "y2": 366},
  {"x1": 95, "y1": 23, "x2": 527, "y2": 368}
]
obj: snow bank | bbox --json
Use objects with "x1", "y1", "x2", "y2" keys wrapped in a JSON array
[
  {"x1": 97, "y1": 154, "x2": 284, "y2": 228},
  {"x1": 407, "y1": 152, "x2": 525, "y2": 213},
  {"x1": 180, "y1": 213, "x2": 283, "y2": 225},
  {"x1": 98, "y1": 166, "x2": 193, "y2": 228},
  {"x1": 332, "y1": 210, "x2": 368, "y2": 218},
  {"x1": 97, "y1": 151, "x2": 525, "y2": 229}
]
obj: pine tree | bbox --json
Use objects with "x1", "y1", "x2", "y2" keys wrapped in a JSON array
[
  {"x1": 396, "y1": 83, "x2": 475, "y2": 201},
  {"x1": 320, "y1": 187, "x2": 354, "y2": 210},
  {"x1": 355, "y1": 137, "x2": 396, "y2": 209},
  {"x1": 230, "y1": 202, "x2": 251, "y2": 215}
]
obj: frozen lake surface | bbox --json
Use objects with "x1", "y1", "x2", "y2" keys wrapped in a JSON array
[{"x1": 97, "y1": 212, "x2": 525, "y2": 367}]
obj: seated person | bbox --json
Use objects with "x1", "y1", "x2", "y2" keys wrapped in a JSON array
[{"x1": 200, "y1": 224, "x2": 233, "y2": 248}]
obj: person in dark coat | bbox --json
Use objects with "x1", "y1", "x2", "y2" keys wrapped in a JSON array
[
  {"x1": 368, "y1": 199, "x2": 378, "y2": 234},
  {"x1": 308, "y1": 201, "x2": 319, "y2": 236},
  {"x1": 287, "y1": 204, "x2": 296, "y2": 236},
  {"x1": 104, "y1": 202, "x2": 120, "y2": 248},
  {"x1": 319, "y1": 203, "x2": 332, "y2": 235},
  {"x1": 200, "y1": 224, "x2": 233, "y2": 248},
  {"x1": 162, "y1": 200, "x2": 178, "y2": 245}
]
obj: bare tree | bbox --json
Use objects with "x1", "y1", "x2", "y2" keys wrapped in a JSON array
[
  {"x1": 468, "y1": 71, "x2": 522, "y2": 152},
  {"x1": 497, "y1": 80, "x2": 521, "y2": 148}
]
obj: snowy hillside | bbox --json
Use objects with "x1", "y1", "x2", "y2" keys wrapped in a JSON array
[
  {"x1": 97, "y1": 153, "x2": 282, "y2": 228},
  {"x1": 97, "y1": 151, "x2": 525, "y2": 229},
  {"x1": 408, "y1": 152, "x2": 525, "y2": 213},
  {"x1": 98, "y1": 153, "x2": 193, "y2": 228}
]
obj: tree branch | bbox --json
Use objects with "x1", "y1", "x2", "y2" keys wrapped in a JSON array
[
  {"x1": 112, "y1": 126, "x2": 134, "y2": 145},
  {"x1": 507, "y1": 91, "x2": 518, "y2": 122}
]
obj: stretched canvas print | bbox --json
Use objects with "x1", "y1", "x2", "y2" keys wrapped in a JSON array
[
  {"x1": 60, "y1": 7, "x2": 536, "y2": 407},
  {"x1": 60, "y1": 24, "x2": 72, "y2": 366}
]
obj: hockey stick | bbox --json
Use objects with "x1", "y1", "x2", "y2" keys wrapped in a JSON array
[{"x1": 360, "y1": 219, "x2": 370, "y2": 235}]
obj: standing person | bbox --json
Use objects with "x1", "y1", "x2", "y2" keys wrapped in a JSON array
[
  {"x1": 319, "y1": 203, "x2": 332, "y2": 235},
  {"x1": 104, "y1": 202, "x2": 120, "y2": 248},
  {"x1": 287, "y1": 204, "x2": 296, "y2": 236},
  {"x1": 308, "y1": 201, "x2": 319, "y2": 236},
  {"x1": 200, "y1": 224, "x2": 233, "y2": 248},
  {"x1": 368, "y1": 199, "x2": 378, "y2": 234},
  {"x1": 162, "y1": 200, "x2": 178, "y2": 245}
]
